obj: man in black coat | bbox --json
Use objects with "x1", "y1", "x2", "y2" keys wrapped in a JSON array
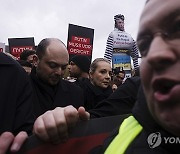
[
  {"x1": 68, "y1": 55, "x2": 91, "y2": 84},
  {"x1": 30, "y1": 38, "x2": 84, "y2": 118},
  {"x1": 0, "y1": 52, "x2": 34, "y2": 153}
]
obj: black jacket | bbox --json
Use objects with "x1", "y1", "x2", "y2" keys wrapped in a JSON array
[
  {"x1": 91, "y1": 86, "x2": 179, "y2": 154},
  {"x1": 30, "y1": 68, "x2": 84, "y2": 118},
  {"x1": 77, "y1": 78, "x2": 113, "y2": 111},
  {"x1": 0, "y1": 53, "x2": 34, "y2": 135},
  {"x1": 89, "y1": 76, "x2": 140, "y2": 118}
]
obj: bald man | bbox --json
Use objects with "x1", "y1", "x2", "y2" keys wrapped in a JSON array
[{"x1": 30, "y1": 38, "x2": 84, "y2": 118}]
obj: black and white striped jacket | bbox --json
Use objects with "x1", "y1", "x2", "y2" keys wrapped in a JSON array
[{"x1": 104, "y1": 28, "x2": 139, "y2": 70}]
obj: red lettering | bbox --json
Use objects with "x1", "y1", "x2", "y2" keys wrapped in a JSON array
[
  {"x1": 11, "y1": 46, "x2": 33, "y2": 54},
  {"x1": 68, "y1": 48, "x2": 91, "y2": 56},
  {"x1": 68, "y1": 41, "x2": 92, "y2": 51},
  {"x1": 10, "y1": 46, "x2": 34, "y2": 59},
  {"x1": 71, "y1": 36, "x2": 90, "y2": 44}
]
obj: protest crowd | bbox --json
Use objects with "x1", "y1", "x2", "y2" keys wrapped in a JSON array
[{"x1": 0, "y1": 0, "x2": 180, "y2": 153}]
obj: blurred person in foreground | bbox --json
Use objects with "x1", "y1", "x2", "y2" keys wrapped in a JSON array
[{"x1": 0, "y1": 52, "x2": 34, "y2": 154}]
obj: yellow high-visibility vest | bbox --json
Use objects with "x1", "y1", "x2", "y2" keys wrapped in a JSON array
[{"x1": 105, "y1": 116, "x2": 143, "y2": 154}]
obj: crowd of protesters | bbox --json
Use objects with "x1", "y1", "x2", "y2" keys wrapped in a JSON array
[{"x1": 1, "y1": 0, "x2": 180, "y2": 153}]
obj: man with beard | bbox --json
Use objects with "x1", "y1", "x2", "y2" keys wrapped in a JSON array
[{"x1": 30, "y1": 38, "x2": 84, "y2": 118}]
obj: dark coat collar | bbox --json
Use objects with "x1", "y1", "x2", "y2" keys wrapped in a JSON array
[{"x1": 85, "y1": 79, "x2": 113, "y2": 96}]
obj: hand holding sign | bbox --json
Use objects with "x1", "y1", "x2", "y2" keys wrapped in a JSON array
[
  {"x1": 20, "y1": 113, "x2": 128, "y2": 154},
  {"x1": 33, "y1": 106, "x2": 90, "y2": 144}
]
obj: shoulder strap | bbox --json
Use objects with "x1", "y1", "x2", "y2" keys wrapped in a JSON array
[{"x1": 105, "y1": 116, "x2": 143, "y2": 154}]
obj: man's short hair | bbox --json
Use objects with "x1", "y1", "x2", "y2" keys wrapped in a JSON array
[
  {"x1": 114, "y1": 14, "x2": 125, "y2": 21},
  {"x1": 36, "y1": 38, "x2": 51, "y2": 59},
  {"x1": 36, "y1": 38, "x2": 66, "y2": 59},
  {"x1": 20, "y1": 49, "x2": 36, "y2": 61}
]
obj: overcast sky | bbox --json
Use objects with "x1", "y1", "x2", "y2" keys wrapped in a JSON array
[{"x1": 0, "y1": 0, "x2": 145, "y2": 60}]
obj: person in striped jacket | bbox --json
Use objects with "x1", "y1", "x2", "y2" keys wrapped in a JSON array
[{"x1": 104, "y1": 14, "x2": 139, "y2": 71}]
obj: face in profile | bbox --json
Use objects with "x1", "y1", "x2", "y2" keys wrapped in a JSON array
[
  {"x1": 138, "y1": 0, "x2": 180, "y2": 136},
  {"x1": 36, "y1": 40, "x2": 69, "y2": 86},
  {"x1": 68, "y1": 61, "x2": 82, "y2": 78},
  {"x1": 90, "y1": 61, "x2": 112, "y2": 89}
]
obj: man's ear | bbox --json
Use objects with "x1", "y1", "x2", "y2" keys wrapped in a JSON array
[{"x1": 32, "y1": 55, "x2": 39, "y2": 67}]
